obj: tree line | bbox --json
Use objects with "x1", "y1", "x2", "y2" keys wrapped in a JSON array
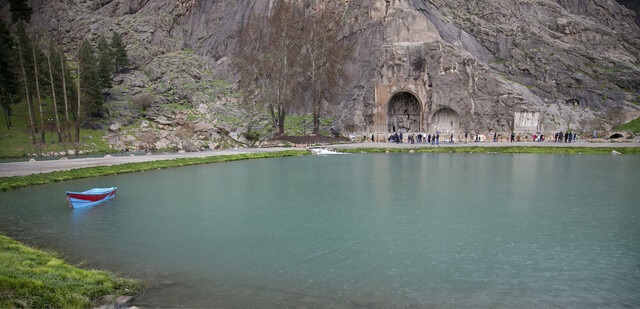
[
  {"x1": 233, "y1": 1, "x2": 352, "y2": 136},
  {"x1": 0, "y1": 0, "x2": 129, "y2": 146}
]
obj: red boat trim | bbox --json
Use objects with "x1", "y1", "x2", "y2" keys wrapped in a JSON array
[{"x1": 67, "y1": 190, "x2": 115, "y2": 202}]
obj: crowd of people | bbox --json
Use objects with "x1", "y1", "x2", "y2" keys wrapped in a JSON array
[
  {"x1": 383, "y1": 131, "x2": 581, "y2": 144},
  {"x1": 388, "y1": 132, "x2": 445, "y2": 144}
]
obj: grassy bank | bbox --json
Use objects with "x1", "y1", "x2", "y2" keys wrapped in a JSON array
[
  {"x1": 0, "y1": 150, "x2": 308, "y2": 191},
  {"x1": 338, "y1": 146, "x2": 640, "y2": 154},
  {"x1": 0, "y1": 234, "x2": 144, "y2": 308}
]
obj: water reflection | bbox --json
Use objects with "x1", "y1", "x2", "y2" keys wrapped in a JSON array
[{"x1": 0, "y1": 154, "x2": 639, "y2": 308}]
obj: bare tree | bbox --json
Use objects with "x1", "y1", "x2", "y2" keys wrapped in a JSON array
[
  {"x1": 234, "y1": 1, "x2": 305, "y2": 135},
  {"x1": 303, "y1": 5, "x2": 352, "y2": 135}
]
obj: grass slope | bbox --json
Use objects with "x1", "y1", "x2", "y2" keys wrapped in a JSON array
[
  {"x1": 0, "y1": 102, "x2": 112, "y2": 158},
  {"x1": 0, "y1": 234, "x2": 144, "y2": 308},
  {"x1": 614, "y1": 117, "x2": 640, "y2": 133}
]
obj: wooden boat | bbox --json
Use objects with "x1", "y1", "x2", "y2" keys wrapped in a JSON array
[{"x1": 66, "y1": 187, "x2": 117, "y2": 209}]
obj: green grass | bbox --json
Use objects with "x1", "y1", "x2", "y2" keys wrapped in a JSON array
[
  {"x1": 0, "y1": 234, "x2": 144, "y2": 308},
  {"x1": 0, "y1": 102, "x2": 113, "y2": 158},
  {"x1": 284, "y1": 115, "x2": 333, "y2": 136},
  {"x1": 0, "y1": 150, "x2": 308, "y2": 191},
  {"x1": 614, "y1": 117, "x2": 640, "y2": 133},
  {"x1": 339, "y1": 146, "x2": 640, "y2": 155}
]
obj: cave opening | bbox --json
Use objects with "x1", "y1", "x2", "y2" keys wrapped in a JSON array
[{"x1": 387, "y1": 92, "x2": 421, "y2": 133}]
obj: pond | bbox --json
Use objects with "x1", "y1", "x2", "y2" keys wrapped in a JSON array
[{"x1": 1, "y1": 153, "x2": 639, "y2": 308}]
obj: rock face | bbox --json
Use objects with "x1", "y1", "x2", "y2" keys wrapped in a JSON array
[
  {"x1": 7, "y1": 0, "x2": 640, "y2": 142},
  {"x1": 340, "y1": 0, "x2": 640, "y2": 135}
]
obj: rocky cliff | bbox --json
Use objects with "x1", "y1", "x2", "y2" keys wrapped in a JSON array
[{"x1": 2, "y1": 0, "x2": 639, "y2": 149}]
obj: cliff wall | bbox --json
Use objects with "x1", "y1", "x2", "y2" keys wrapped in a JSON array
[{"x1": 2, "y1": 0, "x2": 639, "y2": 143}]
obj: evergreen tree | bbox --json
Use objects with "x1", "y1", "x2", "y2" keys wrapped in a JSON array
[
  {"x1": 0, "y1": 20, "x2": 19, "y2": 129},
  {"x1": 77, "y1": 40, "x2": 102, "y2": 119},
  {"x1": 31, "y1": 36, "x2": 47, "y2": 144},
  {"x1": 110, "y1": 31, "x2": 129, "y2": 73},
  {"x1": 15, "y1": 21, "x2": 37, "y2": 143},
  {"x1": 8, "y1": 0, "x2": 32, "y2": 23},
  {"x1": 57, "y1": 45, "x2": 75, "y2": 142},
  {"x1": 96, "y1": 35, "x2": 113, "y2": 89},
  {"x1": 45, "y1": 40, "x2": 63, "y2": 143}
]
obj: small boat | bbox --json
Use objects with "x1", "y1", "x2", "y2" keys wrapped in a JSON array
[{"x1": 66, "y1": 187, "x2": 117, "y2": 209}]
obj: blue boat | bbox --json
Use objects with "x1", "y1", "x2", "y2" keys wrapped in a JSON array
[{"x1": 66, "y1": 187, "x2": 117, "y2": 209}]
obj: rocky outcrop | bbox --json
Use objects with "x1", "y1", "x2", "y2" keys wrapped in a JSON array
[{"x1": 5, "y1": 0, "x2": 638, "y2": 143}]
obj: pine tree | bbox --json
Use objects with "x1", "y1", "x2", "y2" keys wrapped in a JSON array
[
  {"x1": 111, "y1": 31, "x2": 129, "y2": 73},
  {"x1": 56, "y1": 43, "x2": 75, "y2": 142},
  {"x1": 45, "y1": 40, "x2": 63, "y2": 143},
  {"x1": 0, "y1": 20, "x2": 19, "y2": 129},
  {"x1": 8, "y1": 0, "x2": 32, "y2": 23},
  {"x1": 15, "y1": 22, "x2": 37, "y2": 143},
  {"x1": 77, "y1": 40, "x2": 102, "y2": 120},
  {"x1": 31, "y1": 36, "x2": 46, "y2": 144},
  {"x1": 96, "y1": 35, "x2": 113, "y2": 89}
]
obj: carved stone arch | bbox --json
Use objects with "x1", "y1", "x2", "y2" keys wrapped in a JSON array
[
  {"x1": 387, "y1": 91, "x2": 421, "y2": 132},
  {"x1": 430, "y1": 108, "x2": 461, "y2": 132}
]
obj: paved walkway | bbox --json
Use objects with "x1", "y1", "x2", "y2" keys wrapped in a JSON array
[
  {"x1": 1, "y1": 141, "x2": 638, "y2": 177},
  {"x1": 0, "y1": 148, "x2": 293, "y2": 177},
  {"x1": 331, "y1": 140, "x2": 640, "y2": 150}
]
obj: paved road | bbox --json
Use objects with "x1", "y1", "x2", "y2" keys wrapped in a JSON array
[
  {"x1": 0, "y1": 148, "x2": 294, "y2": 177},
  {"x1": 1, "y1": 141, "x2": 638, "y2": 177}
]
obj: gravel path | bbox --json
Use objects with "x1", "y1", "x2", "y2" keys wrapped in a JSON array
[{"x1": 1, "y1": 140, "x2": 638, "y2": 177}]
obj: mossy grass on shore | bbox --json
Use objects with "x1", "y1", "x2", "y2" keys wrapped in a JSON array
[
  {"x1": 0, "y1": 150, "x2": 307, "y2": 191},
  {"x1": 0, "y1": 234, "x2": 144, "y2": 308},
  {"x1": 338, "y1": 146, "x2": 640, "y2": 155}
]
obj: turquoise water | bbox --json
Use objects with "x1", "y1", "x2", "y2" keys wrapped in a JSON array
[{"x1": 1, "y1": 153, "x2": 639, "y2": 308}]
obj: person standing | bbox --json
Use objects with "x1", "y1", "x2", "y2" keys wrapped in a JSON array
[{"x1": 511, "y1": 132, "x2": 515, "y2": 142}]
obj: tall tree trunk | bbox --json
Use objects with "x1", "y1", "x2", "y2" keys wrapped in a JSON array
[
  {"x1": 75, "y1": 58, "x2": 81, "y2": 144},
  {"x1": 59, "y1": 49, "x2": 71, "y2": 143},
  {"x1": 16, "y1": 39, "x2": 36, "y2": 144},
  {"x1": 46, "y1": 50, "x2": 62, "y2": 143},
  {"x1": 313, "y1": 102, "x2": 321, "y2": 135},
  {"x1": 2, "y1": 100, "x2": 10, "y2": 129},
  {"x1": 31, "y1": 40, "x2": 45, "y2": 144}
]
